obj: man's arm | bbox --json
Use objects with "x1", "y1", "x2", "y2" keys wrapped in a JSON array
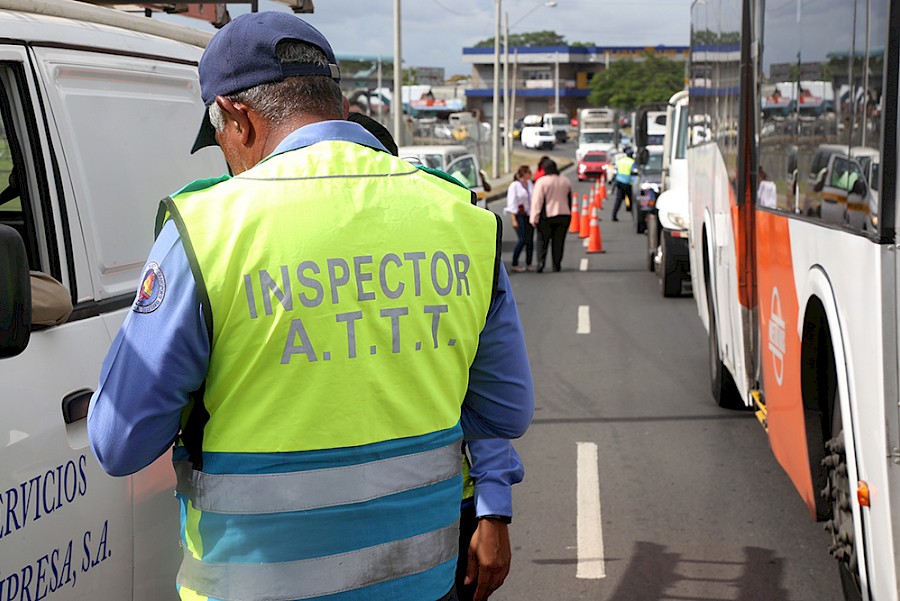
[
  {"x1": 461, "y1": 264, "x2": 534, "y2": 440},
  {"x1": 464, "y1": 439, "x2": 523, "y2": 600},
  {"x1": 88, "y1": 221, "x2": 209, "y2": 476}
]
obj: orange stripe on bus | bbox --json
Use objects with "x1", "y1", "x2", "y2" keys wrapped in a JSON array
[{"x1": 755, "y1": 210, "x2": 817, "y2": 518}]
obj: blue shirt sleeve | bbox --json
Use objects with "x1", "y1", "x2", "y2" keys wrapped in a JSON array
[
  {"x1": 467, "y1": 439, "x2": 523, "y2": 518},
  {"x1": 88, "y1": 221, "x2": 209, "y2": 476},
  {"x1": 461, "y1": 264, "x2": 534, "y2": 440}
]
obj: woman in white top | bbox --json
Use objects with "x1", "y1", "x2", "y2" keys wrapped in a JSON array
[{"x1": 504, "y1": 164, "x2": 535, "y2": 272}]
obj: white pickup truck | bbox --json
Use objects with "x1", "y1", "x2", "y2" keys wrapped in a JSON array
[{"x1": 0, "y1": 1, "x2": 225, "y2": 599}]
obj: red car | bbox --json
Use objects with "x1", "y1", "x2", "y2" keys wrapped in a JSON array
[{"x1": 577, "y1": 150, "x2": 610, "y2": 181}]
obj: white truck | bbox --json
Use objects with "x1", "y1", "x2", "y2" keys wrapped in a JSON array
[
  {"x1": 0, "y1": 1, "x2": 225, "y2": 599},
  {"x1": 646, "y1": 90, "x2": 691, "y2": 297},
  {"x1": 576, "y1": 107, "x2": 619, "y2": 161},
  {"x1": 542, "y1": 112, "x2": 570, "y2": 143}
]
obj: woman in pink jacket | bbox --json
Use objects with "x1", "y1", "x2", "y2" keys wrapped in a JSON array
[{"x1": 529, "y1": 159, "x2": 572, "y2": 272}]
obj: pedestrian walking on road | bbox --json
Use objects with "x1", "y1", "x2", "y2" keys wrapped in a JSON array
[
  {"x1": 530, "y1": 159, "x2": 572, "y2": 272},
  {"x1": 88, "y1": 12, "x2": 534, "y2": 601},
  {"x1": 533, "y1": 155, "x2": 552, "y2": 181},
  {"x1": 505, "y1": 164, "x2": 535, "y2": 272},
  {"x1": 612, "y1": 148, "x2": 636, "y2": 221}
]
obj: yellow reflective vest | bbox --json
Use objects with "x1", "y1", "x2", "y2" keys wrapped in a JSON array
[{"x1": 160, "y1": 140, "x2": 501, "y2": 601}]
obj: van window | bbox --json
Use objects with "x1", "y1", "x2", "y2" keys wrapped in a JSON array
[
  {"x1": 0, "y1": 64, "x2": 46, "y2": 273},
  {"x1": 675, "y1": 105, "x2": 689, "y2": 159},
  {"x1": 421, "y1": 154, "x2": 443, "y2": 169},
  {"x1": 448, "y1": 156, "x2": 478, "y2": 188}
]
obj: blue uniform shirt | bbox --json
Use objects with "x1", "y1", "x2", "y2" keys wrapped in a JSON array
[{"x1": 88, "y1": 120, "x2": 533, "y2": 518}]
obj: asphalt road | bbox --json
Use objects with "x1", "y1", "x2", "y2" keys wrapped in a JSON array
[{"x1": 484, "y1": 162, "x2": 845, "y2": 601}]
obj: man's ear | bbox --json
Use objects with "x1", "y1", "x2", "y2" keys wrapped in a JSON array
[
  {"x1": 342, "y1": 96, "x2": 350, "y2": 120},
  {"x1": 215, "y1": 96, "x2": 253, "y2": 146}
]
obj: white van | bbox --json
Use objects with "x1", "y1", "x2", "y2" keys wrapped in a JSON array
[
  {"x1": 520, "y1": 126, "x2": 555, "y2": 151},
  {"x1": 542, "y1": 112, "x2": 569, "y2": 143},
  {"x1": 397, "y1": 144, "x2": 489, "y2": 207},
  {"x1": 0, "y1": 1, "x2": 225, "y2": 599}
]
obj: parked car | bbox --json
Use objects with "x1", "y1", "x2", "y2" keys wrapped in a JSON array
[
  {"x1": 631, "y1": 145, "x2": 663, "y2": 234},
  {"x1": 397, "y1": 144, "x2": 490, "y2": 207},
  {"x1": 577, "y1": 150, "x2": 610, "y2": 181},
  {"x1": 0, "y1": 1, "x2": 225, "y2": 599},
  {"x1": 520, "y1": 126, "x2": 555, "y2": 150}
]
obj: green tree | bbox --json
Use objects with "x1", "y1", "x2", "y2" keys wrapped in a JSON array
[
  {"x1": 587, "y1": 52, "x2": 685, "y2": 111},
  {"x1": 475, "y1": 30, "x2": 567, "y2": 48}
]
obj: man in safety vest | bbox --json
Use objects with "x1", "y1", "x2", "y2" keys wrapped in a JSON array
[
  {"x1": 87, "y1": 12, "x2": 534, "y2": 601},
  {"x1": 612, "y1": 148, "x2": 637, "y2": 221}
]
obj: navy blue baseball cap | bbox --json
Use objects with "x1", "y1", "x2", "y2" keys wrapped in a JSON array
[{"x1": 191, "y1": 11, "x2": 341, "y2": 153}]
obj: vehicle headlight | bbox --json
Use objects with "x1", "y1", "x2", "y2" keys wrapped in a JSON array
[
  {"x1": 669, "y1": 212, "x2": 688, "y2": 229},
  {"x1": 578, "y1": 163, "x2": 587, "y2": 173}
]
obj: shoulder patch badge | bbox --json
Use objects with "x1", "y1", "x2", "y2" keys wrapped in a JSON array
[{"x1": 133, "y1": 262, "x2": 166, "y2": 314}]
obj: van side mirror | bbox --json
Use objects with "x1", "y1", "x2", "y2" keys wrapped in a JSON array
[
  {"x1": 852, "y1": 179, "x2": 867, "y2": 197},
  {"x1": 0, "y1": 224, "x2": 32, "y2": 357}
]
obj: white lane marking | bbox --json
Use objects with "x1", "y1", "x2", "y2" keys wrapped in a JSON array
[
  {"x1": 576, "y1": 442, "x2": 606, "y2": 579},
  {"x1": 579, "y1": 258, "x2": 588, "y2": 272},
  {"x1": 576, "y1": 305, "x2": 590, "y2": 334},
  {"x1": 583, "y1": 238, "x2": 589, "y2": 248}
]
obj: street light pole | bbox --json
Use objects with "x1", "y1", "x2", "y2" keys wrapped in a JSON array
[
  {"x1": 503, "y1": 11, "x2": 510, "y2": 174},
  {"x1": 491, "y1": 0, "x2": 501, "y2": 179},
  {"x1": 393, "y1": 0, "x2": 403, "y2": 146},
  {"x1": 554, "y1": 50, "x2": 560, "y2": 113}
]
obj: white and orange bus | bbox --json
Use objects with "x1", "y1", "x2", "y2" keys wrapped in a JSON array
[{"x1": 688, "y1": 0, "x2": 899, "y2": 599}]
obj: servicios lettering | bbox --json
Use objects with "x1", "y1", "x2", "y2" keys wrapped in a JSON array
[
  {"x1": 0, "y1": 455, "x2": 88, "y2": 539},
  {"x1": 242, "y1": 251, "x2": 475, "y2": 364}
]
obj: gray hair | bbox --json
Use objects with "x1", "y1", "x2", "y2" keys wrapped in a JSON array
[{"x1": 208, "y1": 40, "x2": 343, "y2": 131}]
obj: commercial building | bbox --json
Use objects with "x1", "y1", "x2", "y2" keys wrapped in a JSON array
[{"x1": 462, "y1": 45, "x2": 688, "y2": 120}]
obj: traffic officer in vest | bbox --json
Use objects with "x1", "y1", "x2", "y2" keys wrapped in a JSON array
[
  {"x1": 611, "y1": 148, "x2": 637, "y2": 221},
  {"x1": 87, "y1": 12, "x2": 534, "y2": 601},
  {"x1": 348, "y1": 112, "x2": 525, "y2": 601}
]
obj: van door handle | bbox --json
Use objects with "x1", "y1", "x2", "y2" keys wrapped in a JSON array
[{"x1": 62, "y1": 388, "x2": 93, "y2": 424}]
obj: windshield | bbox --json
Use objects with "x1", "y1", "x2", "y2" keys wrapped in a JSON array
[
  {"x1": 580, "y1": 131, "x2": 614, "y2": 144},
  {"x1": 584, "y1": 152, "x2": 608, "y2": 162},
  {"x1": 548, "y1": 116, "x2": 568, "y2": 126},
  {"x1": 644, "y1": 153, "x2": 663, "y2": 173},
  {"x1": 413, "y1": 154, "x2": 442, "y2": 169}
]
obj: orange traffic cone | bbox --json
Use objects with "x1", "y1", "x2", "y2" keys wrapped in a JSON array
[
  {"x1": 569, "y1": 192, "x2": 581, "y2": 233},
  {"x1": 587, "y1": 204, "x2": 605, "y2": 253},
  {"x1": 598, "y1": 180, "x2": 607, "y2": 210},
  {"x1": 579, "y1": 194, "x2": 591, "y2": 238}
]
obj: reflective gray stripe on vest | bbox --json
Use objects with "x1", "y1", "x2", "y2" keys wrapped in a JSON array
[
  {"x1": 174, "y1": 440, "x2": 461, "y2": 514},
  {"x1": 176, "y1": 522, "x2": 459, "y2": 601}
]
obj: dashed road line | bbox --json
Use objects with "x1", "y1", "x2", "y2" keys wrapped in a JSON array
[
  {"x1": 576, "y1": 442, "x2": 606, "y2": 579},
  {"x1": 580, "y1": 258, "x2": 588, "y2": 272},
  {"x1": 576, "y1": 305, "x2": 590, "y2": 334}
]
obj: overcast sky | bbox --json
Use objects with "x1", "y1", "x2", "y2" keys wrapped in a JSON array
[{"x1": 160, "y1": 0, "x2": 692, "y2": 77}]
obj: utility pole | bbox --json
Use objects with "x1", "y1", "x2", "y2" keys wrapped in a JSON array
[
  {"x1": 393, "y1": 0, "x2": 403, "y2": 146},
  {"x1": 491, "y1": 0, "x2": 501, "y2": 178},
  {"x1": 503, "y1": 11, "x2": 510, "y2": 174}
]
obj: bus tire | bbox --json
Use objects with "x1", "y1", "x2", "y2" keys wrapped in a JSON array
[
  {"x1": 705, "y1": 261, "x2": 741, "y2": 409},
  {"x1": 823, "y1": 415, "x2": 863, "y2": 601}
]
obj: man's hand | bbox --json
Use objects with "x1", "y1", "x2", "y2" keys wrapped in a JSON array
[{"x1": 465, "y1": 518, "x2": 511, "y2": 601}]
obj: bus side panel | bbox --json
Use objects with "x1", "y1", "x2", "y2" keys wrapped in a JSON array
[{"x1": 755, "y1": 210, "x2": 814, "y2": 513}]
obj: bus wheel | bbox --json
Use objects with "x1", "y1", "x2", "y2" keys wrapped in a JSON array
[
  {"x1": 706, "y1": 275, "x2": 741, "y2": 409},
  {"x1": 823, "y1": 421, "x2": 863, "y2": 601}
]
